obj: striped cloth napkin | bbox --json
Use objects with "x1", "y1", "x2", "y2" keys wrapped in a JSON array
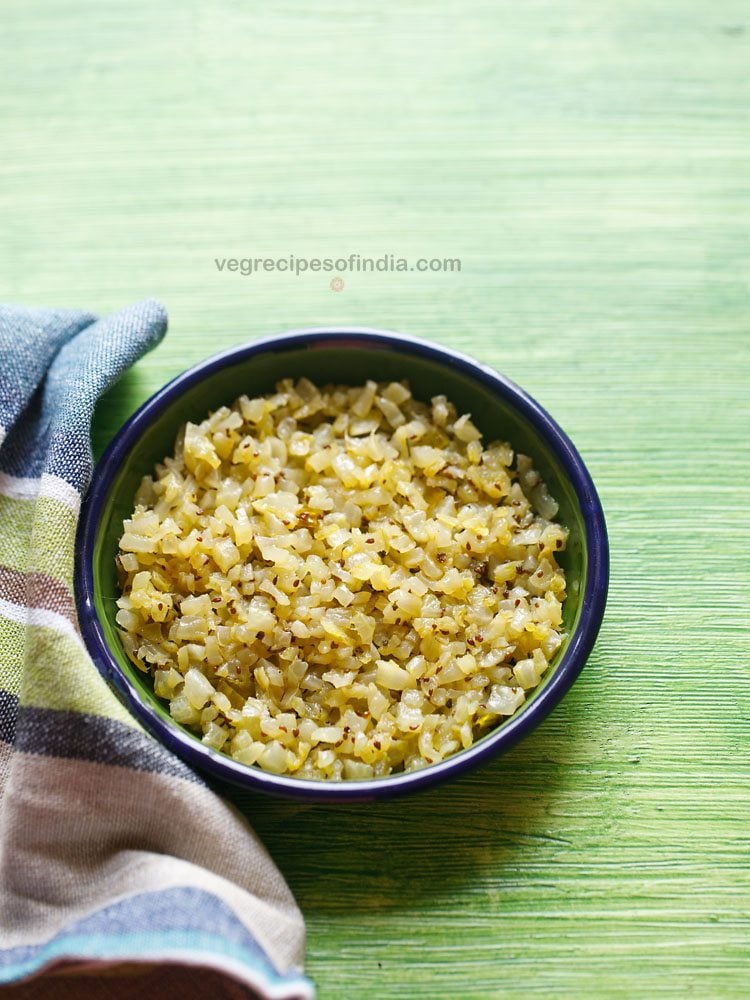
[{"x1": 0, "y1": 302, "x2": 312, "y2": 999}]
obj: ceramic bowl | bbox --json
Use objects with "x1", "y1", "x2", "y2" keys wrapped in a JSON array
[{"x1": 75, "y1": 328, "x2": 608, "y2": 801}]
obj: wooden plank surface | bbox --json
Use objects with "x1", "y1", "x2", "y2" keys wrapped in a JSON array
[{"x1": 2, "y1": 1, "x2": 749, "y2": 996}]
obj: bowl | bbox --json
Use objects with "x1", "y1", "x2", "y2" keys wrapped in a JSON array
[{"x1": 75, "y1": 327, "x2": 608, "y2": 801}]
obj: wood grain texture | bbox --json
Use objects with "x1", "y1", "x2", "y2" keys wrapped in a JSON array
[{"x1": 2, "y1": 1, "x2": 749, "y2": 996}]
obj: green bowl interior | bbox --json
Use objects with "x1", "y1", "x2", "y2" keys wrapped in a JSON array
[{"x1": 92, "y1": 346, "x2": 587, "y2": 759}]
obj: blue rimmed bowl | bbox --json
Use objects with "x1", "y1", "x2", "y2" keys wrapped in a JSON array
[{"x1": 75, "y1": 328, "x2": 608, "y2": 801}]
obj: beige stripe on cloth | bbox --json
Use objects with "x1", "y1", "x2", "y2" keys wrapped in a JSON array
[
  {"x1": 0, "y1": 566, "x2": 77, "y2": 623},
  {"x1": 0, "y1": 754, "x2": 307, "y2": 986}
]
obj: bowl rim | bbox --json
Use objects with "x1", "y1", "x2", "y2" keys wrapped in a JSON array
[{"x1": 75, "y1": 326, "x2": 609, "y2": 801}]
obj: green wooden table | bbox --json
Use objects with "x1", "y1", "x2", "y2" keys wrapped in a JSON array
[{"x1": 2, "y1": 2, "x2": 749, "y2": 996}]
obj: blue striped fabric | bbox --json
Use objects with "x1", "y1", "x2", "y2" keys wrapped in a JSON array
[
  {"x1": 0, "y1": 302, "x2": 165, "y2": 485},
  {"x1": 0, "y1": 301, "x2": 312, "y2": 1000},
  {"x1": 0, "y1": 888, "x2": 312, "y2": 998}
]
